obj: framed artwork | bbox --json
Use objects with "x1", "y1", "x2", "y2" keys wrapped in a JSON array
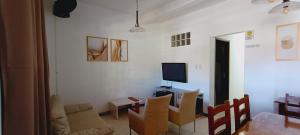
[
  {"x1": 111, "y1": 39, "x2": 128, "y2": 62},
  {"x1": 276, "y1": 23, "x2": 300, "y2": 61},
  {"x1": 86, "y1": 36, "x2": 108, "y2": 61}
]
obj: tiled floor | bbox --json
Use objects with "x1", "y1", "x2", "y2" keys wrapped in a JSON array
[{"x1": 102, "y1": 112, "x2": 209, "y2": 135}]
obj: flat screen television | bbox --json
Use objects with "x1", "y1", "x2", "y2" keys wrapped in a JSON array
[{"x1": 162, "y1": 63, "x2": 187, "y2": 83}]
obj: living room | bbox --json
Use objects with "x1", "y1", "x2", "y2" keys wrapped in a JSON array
[{"x1": 2, "y1": 0, "x2": 300, "y2": 135}]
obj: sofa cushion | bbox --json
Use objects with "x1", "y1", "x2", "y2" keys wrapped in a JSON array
[
  {"x1": 65, "y1": 103, "x2": 93, "y2": 115},
  {"x1": 67, "y1": 110, "x2": 114, "y2": 135},
  {"x1": 50, "y1": 95, "x2": 71, "y2": 135},
  {"x1": 70, "y1": 128, "x2": 114, "y2": 135}
]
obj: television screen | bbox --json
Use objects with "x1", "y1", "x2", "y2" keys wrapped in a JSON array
[{"x1": 162, "y1": 63, "x2": 187, "y2": 83}]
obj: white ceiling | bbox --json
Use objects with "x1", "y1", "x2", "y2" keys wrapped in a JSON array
[
  {"x1": 79, "y1": 0, "x2": 174, "y2": 14},
  {"x1": 79, "y1": 0, "x2": 228, "y2": 22}
]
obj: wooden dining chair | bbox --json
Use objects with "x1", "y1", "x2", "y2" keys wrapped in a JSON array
[
  {"x1": 233, "y1": 94, "x2": 251, "y2": 130},
  {"x1": 208, "y1": 101, "x2": 231, "y2": 135},
  {"x1": 284, "y1": 93, "x2": 300, "y2": 118}
]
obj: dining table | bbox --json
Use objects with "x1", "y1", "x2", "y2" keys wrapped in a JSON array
[{"x1": 234, "y1": 112, "x2": 300, "y2": 135}]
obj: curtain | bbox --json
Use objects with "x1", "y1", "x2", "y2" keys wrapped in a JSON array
[{"x1": 0, "y1": 0, "x2": 51, "y2": 134}]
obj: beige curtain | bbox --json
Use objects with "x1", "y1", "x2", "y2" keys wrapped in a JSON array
[{"x1": 0, "y1": 0, "x2": 51, "y2": 134}]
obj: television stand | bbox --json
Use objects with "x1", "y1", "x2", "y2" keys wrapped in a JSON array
[
  {"x1": 160, "y1": 86, "x2": 172, "y2": 89},
  {"x1": 154, "y1": 87, "x2": 204, "y2": 115}
]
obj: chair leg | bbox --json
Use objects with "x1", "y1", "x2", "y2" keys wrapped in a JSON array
[
  {"x1": 194, "y1": 120, "x2": 196, "y2": 132},
  {"x1": 129, "y1": 128, "x2": 132, "y2": 135}
]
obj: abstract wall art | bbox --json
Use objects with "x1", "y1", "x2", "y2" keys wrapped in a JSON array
[
  {"x1": 276, "y1": 23, "x2": 300, "y2": 61},
  {"x1": 111, "y1": 39, "x2": 128, "y2": 62},
  {"x1": 86, "y1": 36, "x2": 108, "y2": 61}
]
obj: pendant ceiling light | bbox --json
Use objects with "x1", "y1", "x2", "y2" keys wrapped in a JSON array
[
  {"x1": 269, "y1": 0, "x2": 300, "y2": 14},
  {"x1": 251, "y1": 0, "x2": 300, "y2": 14},
  {"x1": 129, "y1": 0, "x2": 145, "y2": 32}
]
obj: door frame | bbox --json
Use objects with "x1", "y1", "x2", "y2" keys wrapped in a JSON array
[
  {"x1": 209, "y1": 31, "x2": 248, "y2": 106},
  {"x1": 214, "y1": 38, "x2": 230, "y2": 106}
]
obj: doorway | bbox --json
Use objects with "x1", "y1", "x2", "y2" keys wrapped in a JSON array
[
  {"x1": 209, "y1": 32, "x2": 245, "y2": 106},
  {"x1": 215, "y1": 39, "x2": 230, "y2": 106}
]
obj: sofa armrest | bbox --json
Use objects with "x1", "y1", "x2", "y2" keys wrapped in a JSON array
[
  {"x1": 64, "y1": 103, "x2": 93, "y2": 114},
  {"x1": 128, "y1": 109, "x2": 144, "y2": 131},
  {"x1": 169, "y1": 105, "x2": 181, "y2": 125},
  {"x1": 169, "y1": 105, "x2": 180, "y2": 113}
]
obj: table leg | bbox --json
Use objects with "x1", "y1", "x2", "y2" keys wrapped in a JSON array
[
  {"x1": 116, "y1": 106, "x2": 119, "y2": 120},
  {"x1": 278, "y1": 103, "x2": 285, "y2": 115},
  {"x1": 109, "y1": 103, "x2": 118, "y2": 120}
]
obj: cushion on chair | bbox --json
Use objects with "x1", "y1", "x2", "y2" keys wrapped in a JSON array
[{"x1": 50, "y1": 95, "x2": 71, "y2": 135}]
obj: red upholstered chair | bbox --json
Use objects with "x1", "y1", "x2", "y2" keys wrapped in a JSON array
[
  {"x1": 285, "y1": 93, "x2": 300, "y2": 118},
  {"x1": 208, "y1": 101, "x2": 231, "y2": 135},
  {"x1": 233, "y1": 95, "x2": 251, "y2": 130}
]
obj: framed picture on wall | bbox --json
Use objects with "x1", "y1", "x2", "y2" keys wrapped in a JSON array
[
  {"x1": 276, "y1": 23, "x2": 300, "y2": 61},
  {"x1": 86, "y1": 36, "x2": 108, "y2": 62},
  {"x1": 111, "y1": 39, "x2": 128, "y2": 62}
]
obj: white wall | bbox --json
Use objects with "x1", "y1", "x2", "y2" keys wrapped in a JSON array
[
  {"x1": 160, "y1": 0, "x2": 300, "y2": 115},
  {"x1": 219, "y1": 33, "x2": 245, "y2": 102},
  {"x1": 44, "y1": 0, "x2": 56, "y2": 95},
  {"x1": 47, "y1": 1, "x2": 162, "y2": 112},
  {"x1": 44, "y1": 0, "x2": 300, "y2": 115}
]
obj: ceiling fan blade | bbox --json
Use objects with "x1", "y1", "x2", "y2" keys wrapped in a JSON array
[
  {"x1": 269, "y1": 1, "x2": 300, "y2": 14},
  {"x1": 251, "y1": 0, "x2": 279, "y2": 4}
]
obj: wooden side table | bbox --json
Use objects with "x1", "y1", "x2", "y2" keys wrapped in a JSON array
[{"x1": 109, "y1": 98, "x2": 135, "y2": 120}]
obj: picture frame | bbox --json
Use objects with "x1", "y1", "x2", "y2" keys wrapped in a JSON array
[
  {"x1": 111, "y1": 39, "x2": 128, "y2": 62},
  {"x1": 276, "y1": 23, "x2": 300, "y2": 61},
  {"x1": 86, "y1": 36, "x2": 108, "y2": 62}
]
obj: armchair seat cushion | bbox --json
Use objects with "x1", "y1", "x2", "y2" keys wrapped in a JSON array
[{"x1": 67, "y1": 109, "x2": 114, "y2": 135}]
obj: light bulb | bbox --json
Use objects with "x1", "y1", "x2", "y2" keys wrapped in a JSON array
[{"x1": 282, "y1": 7, "x2": 289, "y2": 14}]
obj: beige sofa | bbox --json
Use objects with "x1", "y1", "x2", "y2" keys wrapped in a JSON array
[{"x1": 50, "y1": 95, "x2": 114, "y2": 135}]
